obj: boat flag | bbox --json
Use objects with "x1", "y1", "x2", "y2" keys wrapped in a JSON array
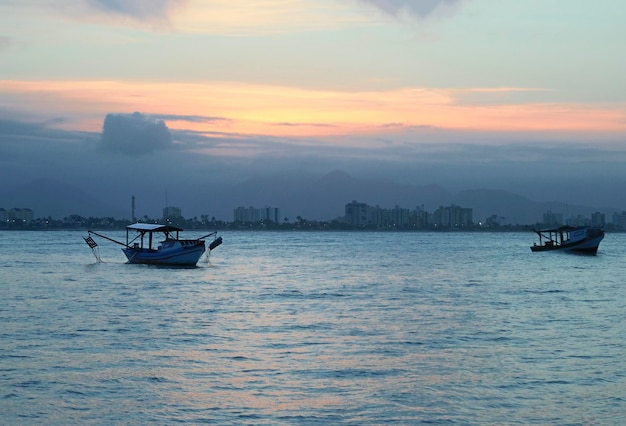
[
  {"x1": 209, "y1": 236, "x2": 223, "y2": 251},
  {"x1": 84, "y1": 236, "x2": 98, "y2": 249},
  {"x1": 84, "y1": 235, "x2": 102, "y2": 262}
]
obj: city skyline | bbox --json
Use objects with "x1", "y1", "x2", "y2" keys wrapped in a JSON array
[{"x1": 2, "y1": 195, "x2": 621, "y2": 229}]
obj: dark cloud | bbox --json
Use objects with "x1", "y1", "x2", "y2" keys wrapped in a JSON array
[
  {"x1": 358, "y1": 0, "x2": 465, "y2": 18},
  {"x1": 0, "y1": 118, "x2": 93, "y2": 150},
  {"x1": 100, "y1": 112, "x2": 173, "y2": 156},
  {"x1": 85, "y1": 0, "x2": 188, "y2": 22}
]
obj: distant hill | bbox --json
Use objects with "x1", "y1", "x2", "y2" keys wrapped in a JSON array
[
  {"x1": 453, "y1": 189, "x2": 540, "y2": 225},
  {"x1": 214, "y1": 170, "x2": 615, "y2": 224},
  {"x1": 453, "y1": 189, "x2": 618, "y2": 225},
  {"x1": 0, "y1": 178, "x2": 126, "y2": 219},
  {"x1": 0, "y1": 172, "x2": 618, "y2": 224},
  {"x1": 215, "y1": 170, "x2": 451, "y2": 221}
]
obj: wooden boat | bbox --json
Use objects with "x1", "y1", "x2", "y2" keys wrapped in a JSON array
[
  {"x1": 530, "y1": 226, "x2": 604, "y2": 254},
  {"x1": 86, "y1": 223, "x2": 222, "y2": 266}
]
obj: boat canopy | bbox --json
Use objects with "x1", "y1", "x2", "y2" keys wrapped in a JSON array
[
  {"x1": 535, "y1": 225, "x2": 577, "y2": 234},
  {"x1": 127, "y1": 223, "x2": 184, "y2": 233}
]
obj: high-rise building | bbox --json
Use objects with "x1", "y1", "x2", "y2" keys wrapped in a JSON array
[
  {"x1": 3, "y1": 208, "x2": 34, "y2": 223},
  {"x1": 344, "y1": 200, "x2": 371, "y2": 227},
  {"x1": 613, "y1": 211, "x2": 626, "y2": 229},
  {"x1": 233, "y1": 206, "x2": 281, "y2": 223},
  {"x1": 163, "y1": 206, "x2": 182, "y2": 219},
  {"x1": 542, "y1": 210, "x2": 563, "y2": 226},
  {"x1": 591, "y1": 211, "x2": 605, "y2": 227},
  {"x1": 433, "y1": 205, "x2": 473, "y2": 228}
]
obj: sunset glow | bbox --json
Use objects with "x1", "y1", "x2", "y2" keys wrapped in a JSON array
[{"x1": 3, "y1": 80, "x2": 625, "y2": 141}]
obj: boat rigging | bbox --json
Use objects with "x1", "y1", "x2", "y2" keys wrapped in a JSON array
[{"x1": 85, "y1": 223, "x2": 222, "y2": 266}]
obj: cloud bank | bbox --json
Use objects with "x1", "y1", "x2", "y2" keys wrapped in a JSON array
[{"x1": 100, "y1": 112, "x2": 173, "y2": 156}]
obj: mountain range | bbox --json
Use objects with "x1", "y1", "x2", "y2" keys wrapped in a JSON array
[{"x1": 0, "y1": 171, "x2": 620, "y2": 225}]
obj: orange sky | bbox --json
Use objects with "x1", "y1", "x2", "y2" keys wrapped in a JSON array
[{"x1": 4, "y1": 80, "x2": 625, "y2": 142}]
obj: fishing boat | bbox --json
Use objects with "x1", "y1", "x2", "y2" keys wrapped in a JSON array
[
  {"x1": 530, "y1": 226, "x2": 604, "y2": 254},
  {"x1": 85, "y1": 223, "x2": 222, "y2": 266}
]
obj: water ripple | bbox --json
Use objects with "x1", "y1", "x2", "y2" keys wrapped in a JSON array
[{"x1": 0, "y1": 231, "x2": 625, "y2": 423}]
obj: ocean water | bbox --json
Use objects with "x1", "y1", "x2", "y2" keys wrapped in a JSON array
[{"x1": 1, "y1": 230, "x2": 625, "y2": 424}]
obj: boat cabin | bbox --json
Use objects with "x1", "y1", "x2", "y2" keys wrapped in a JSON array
[{"x1": 126, "y1": 223, "x2": 184, "y2": 251}]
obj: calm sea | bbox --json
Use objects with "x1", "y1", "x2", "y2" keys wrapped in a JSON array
[{"x1": 1, "y1": 230, "x2": 625, "y2": 424}]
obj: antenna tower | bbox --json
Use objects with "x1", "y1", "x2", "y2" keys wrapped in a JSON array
[{"x1": 131, "y1": 195, "x2": 136, "y2": 222}]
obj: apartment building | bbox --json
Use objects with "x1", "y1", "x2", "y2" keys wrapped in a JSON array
[
  {"x1": 344, "y1": 201, "x2": 472, "y2": 229},
  {"x1": 0, "y1": 208, "x2": 34, "y2": 223},
  {"x1": 233, "y1": 206, "x2": 281, "y2": 223}
]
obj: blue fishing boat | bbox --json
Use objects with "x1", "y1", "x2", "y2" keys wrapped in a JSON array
[
  {"x1": 86, "y1": 223, "x2": 222, "y2": 266},
  {"x1": 531, "y1": 226, "x2": 604, "y2": 254}
]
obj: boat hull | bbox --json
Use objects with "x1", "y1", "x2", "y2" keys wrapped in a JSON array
[
  {"x1": 530, "y1": 232, "x2": 604, "y2": 254},
  {"x1": 122, "y1": 244, "x2": 206, "y2": 266}
]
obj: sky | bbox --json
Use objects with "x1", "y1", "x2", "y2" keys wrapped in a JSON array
[{"x1": 1, "y1": 0, "x2": 626, "y2": 219}]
